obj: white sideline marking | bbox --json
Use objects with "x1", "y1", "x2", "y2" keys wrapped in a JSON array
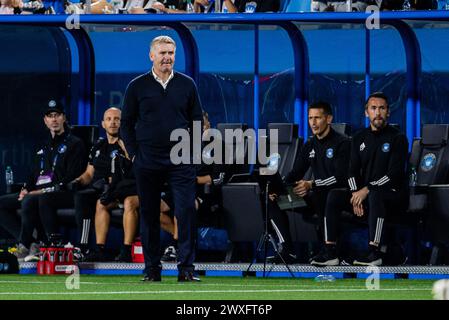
[
  {"x1": 0, "y1": 288, "x2": 430, "y2": 295},
  {"x1": 0, "y1": 280, "x2": 432, "y2": 289}
]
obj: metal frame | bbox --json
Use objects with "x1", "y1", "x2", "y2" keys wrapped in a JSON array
[{"x1": 1, "y1": 11, "x2": 448, "y2": 138}]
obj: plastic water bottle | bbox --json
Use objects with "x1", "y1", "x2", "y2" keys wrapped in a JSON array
[
  {"x1": 222, "y1": 2, "x2": 228, "y2": 13},
  {"x1": 314, "y1": 274, "x2": 336, "y2": 282},
  {"x1": 402, "y1": 0, "x2": 411, "y2": 10},
  {"x1": 186, "y1": 0, "x2": 194, "y2": 13},
  {"x1": 409, "y1": 167, "x2": 417, "y2": 187},
  {"x1": 5, "y1": 166, "x2": 13, "y2": 193}
]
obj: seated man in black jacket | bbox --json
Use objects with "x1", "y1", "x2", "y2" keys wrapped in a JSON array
[
  {"x1": 314, "y1": 92, "x2": 409, "y2": 266},
  {"x1": 268, "y1": 101, "x2": 351, "y2": 264},
  {"x1": 0, "y1": 100, "x2": 86, "y2": 261}
]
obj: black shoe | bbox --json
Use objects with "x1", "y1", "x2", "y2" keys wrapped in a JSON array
[
  {"x1": 353, "y1": 245, "x2": 383, "y2": 266},
  {"x1": 310, "y1": 245, "x2": 339, "y2": 266},
  {"x1": 115, "y1": 246, "x2": 133, "y2": 262},
  {"x1": 84, "y1": 247, "x2": 107, "y2": 262},
  {"x1": 141, "y1": 273, "x2": 162, "y2": 282},
  {"x1": 178, "y1": 271, "x2": 201, "y2": 282},
  {"x1": 266, "y1": 252, "x2": 297, "y2": 264}
]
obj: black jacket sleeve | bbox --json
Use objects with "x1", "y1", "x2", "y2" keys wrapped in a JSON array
[
  {"x1": 348, "y1": 136, "x2": 363, "y2": 192},
  {"x1": 334, "y1": 139, "x2": 351, "y2": 188},
  {"x1": 121, "y1": 80, "x2": 139, "y2": 159},
  {"x1": 369, "y1": 134, "x2": 409, "y2": 191},
  {"x1": 285, "y1": 141, "x2": 311, "y2": 184},
  {"x1": 58, "y1": 138, "x2": 87, "y2": 186}
]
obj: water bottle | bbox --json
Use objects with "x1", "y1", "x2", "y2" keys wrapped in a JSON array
[
  {"x1": 222, "y1": 2, "x2": 228, "y2": 13},
  {"x1": 402, "y1": 0, "x2": 411, "y2": 10},
  {"x1": 409, "y1": 167, "x2": 417, "y2": 187},
  {"x1": 186, "y1": 0, "x2": 194, "y2": 13},
  {"x1": 5, "y1": 166, "x2": 13, "y2": 193},
  {"x1": 314, "y1": 274, "x2": 336, "y2": 282},
  {"x1": 446, "y1": 0, "x2": 449, "y2": 10},
  {"x1": 346, "y1": 0, "x2": 352, "y2": 12}
]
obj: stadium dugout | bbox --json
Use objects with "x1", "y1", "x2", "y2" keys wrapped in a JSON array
[{"x1": 1, "y1": 10, "x2": 449, "y2": 280}]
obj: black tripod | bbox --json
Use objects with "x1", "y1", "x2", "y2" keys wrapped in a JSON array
[{"x1": 246, "y1": 179, "x2": 295, "y2": 278}]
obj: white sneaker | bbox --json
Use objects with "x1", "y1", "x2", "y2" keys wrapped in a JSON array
[
  {"x1": 24, "y1": 242, "x2": 41, "y2": 262},
  {"x1": 161, "y1": 246, "x2": 177, "y2": 262}
]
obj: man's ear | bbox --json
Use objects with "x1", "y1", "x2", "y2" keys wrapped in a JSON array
[{"x1": 327, "y1": 115, "x2": 333, "y2": 124}]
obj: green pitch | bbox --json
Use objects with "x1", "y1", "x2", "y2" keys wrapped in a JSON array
[{"x1": 0, "y1": 275, "x2": 435, "y2": 300}]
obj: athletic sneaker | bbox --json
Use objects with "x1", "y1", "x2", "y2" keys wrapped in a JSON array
[
  {"x1": 310, "y1": 245, "x2": 340, "y2": 266},
  {"x1": 353, "y1": 246, "x2": 383, "y2": 266},
  {"x1": 9, "y1": 243, "x2": 29, "y2": 262},
  {"x1": 161, "y1": 246, "x2": 177, "y2": 262},
  {"x1": 24, "y1": 242, "x2": 41, "y2": 262}
]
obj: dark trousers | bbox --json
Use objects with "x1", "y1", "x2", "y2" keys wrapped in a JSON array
[
  {"x1": 0, "y1": 193, "x2": 46, "y2": 247},
  {"x1": 268, "y1": 189, "x2": 330, "y2": 249},
  {"x1": 74, "y1": 188, "x2": 100, "y2": 246},
  {"x1": 324, "y1": 188, "x2": 405, "y2": 245},
  {"x1": 303, "y1": 189, "x2": 333, "y2": 242},
  {"x1": 135, "y1": 163, "x2": 196, "y2": 276},
  {"x1": 268, "y1": 200, "x2": 293, "y2": 249},
  {"x1": 22, "y1": 191, "x2": 74, "y2": 245},
  {"x1": 0, "y1": 193, "x2": 23, "y2": 241}
]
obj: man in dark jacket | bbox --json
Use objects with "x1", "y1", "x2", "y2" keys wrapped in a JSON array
[
  {"x1": 268, "y1": 101, "x2": 351, "y2": 263},
  {"x1": 0, "y1": 100, "x2": 86, "y2": 261},
  {"x1": 121, "y1": 35, "x2": 203, "y2": 282},
  {"x1": 312, "y1": 92, "x2": 409, "y2": 266}
]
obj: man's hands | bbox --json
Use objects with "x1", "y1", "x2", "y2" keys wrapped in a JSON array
[
  {"x1": 18, "y1": 189, "x2": 42, "y2": 201},
  {"x1": 18, "y1": 188, "x2": 28, "y2": 201},
  {"x1": 350, "y1": 187, "x2": 369, "y2": 217},
  {"x1": 293, "y1": 180, "x2": 313, "y2": 197}
]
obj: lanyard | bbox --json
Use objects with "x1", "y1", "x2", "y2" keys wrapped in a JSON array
[{"x1": 40, "y1": 136, "x2": 69, "y2": 173}]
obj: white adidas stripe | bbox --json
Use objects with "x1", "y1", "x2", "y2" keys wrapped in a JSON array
[
  {"x1": 374, "y1": 217, "x2": 384, "y2": 244},
  {"x1": 270, "y1": 219, "x2": 285, "y2": 244},
  {"x1": 377, "y1": 176, "x2": 390, "y2": 186}
]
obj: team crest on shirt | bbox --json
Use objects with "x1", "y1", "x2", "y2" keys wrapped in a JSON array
[
  {"x1": 326, "y1": 148, "x2": 334, "y2": 159},
  {"x1": 37, "y1": 149, "x2": 44, "y2": 155},
  {"x1": 421, "y1": 153, "x2": 436, "y2": 172},
  {"x1": 110, "y1": 150, "x2": 119, "y2": 158},
  {"x1": 360, "y1": 142, "x2": 366, "y2": 151},
  {"x1": 309, "y1": 149, "x2": 315, "y2": 158},
  {"x1": 95, "y1": 150, "x2": 101, "y2": 158},
  {"x1": 58, "y1": 145, "x2": 67, "y2": 154},
  {"x1": 382, "y1": 143, "x2": 390, "y2": 153}
]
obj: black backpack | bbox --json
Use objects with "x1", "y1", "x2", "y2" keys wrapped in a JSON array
[{"x1": 0, "y1": 250, "x2": 19, "y2": 274}]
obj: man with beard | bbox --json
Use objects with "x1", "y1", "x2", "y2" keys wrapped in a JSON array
[
  {"x1": 0, "y1": 100, "x2": 86, "y2": 261},
  {"x1": 121, "y1": 36, "x2": 203, "y2": 282},
  {"x1": 311, "y1": 92, "x2": 409, "y2": 266}
]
